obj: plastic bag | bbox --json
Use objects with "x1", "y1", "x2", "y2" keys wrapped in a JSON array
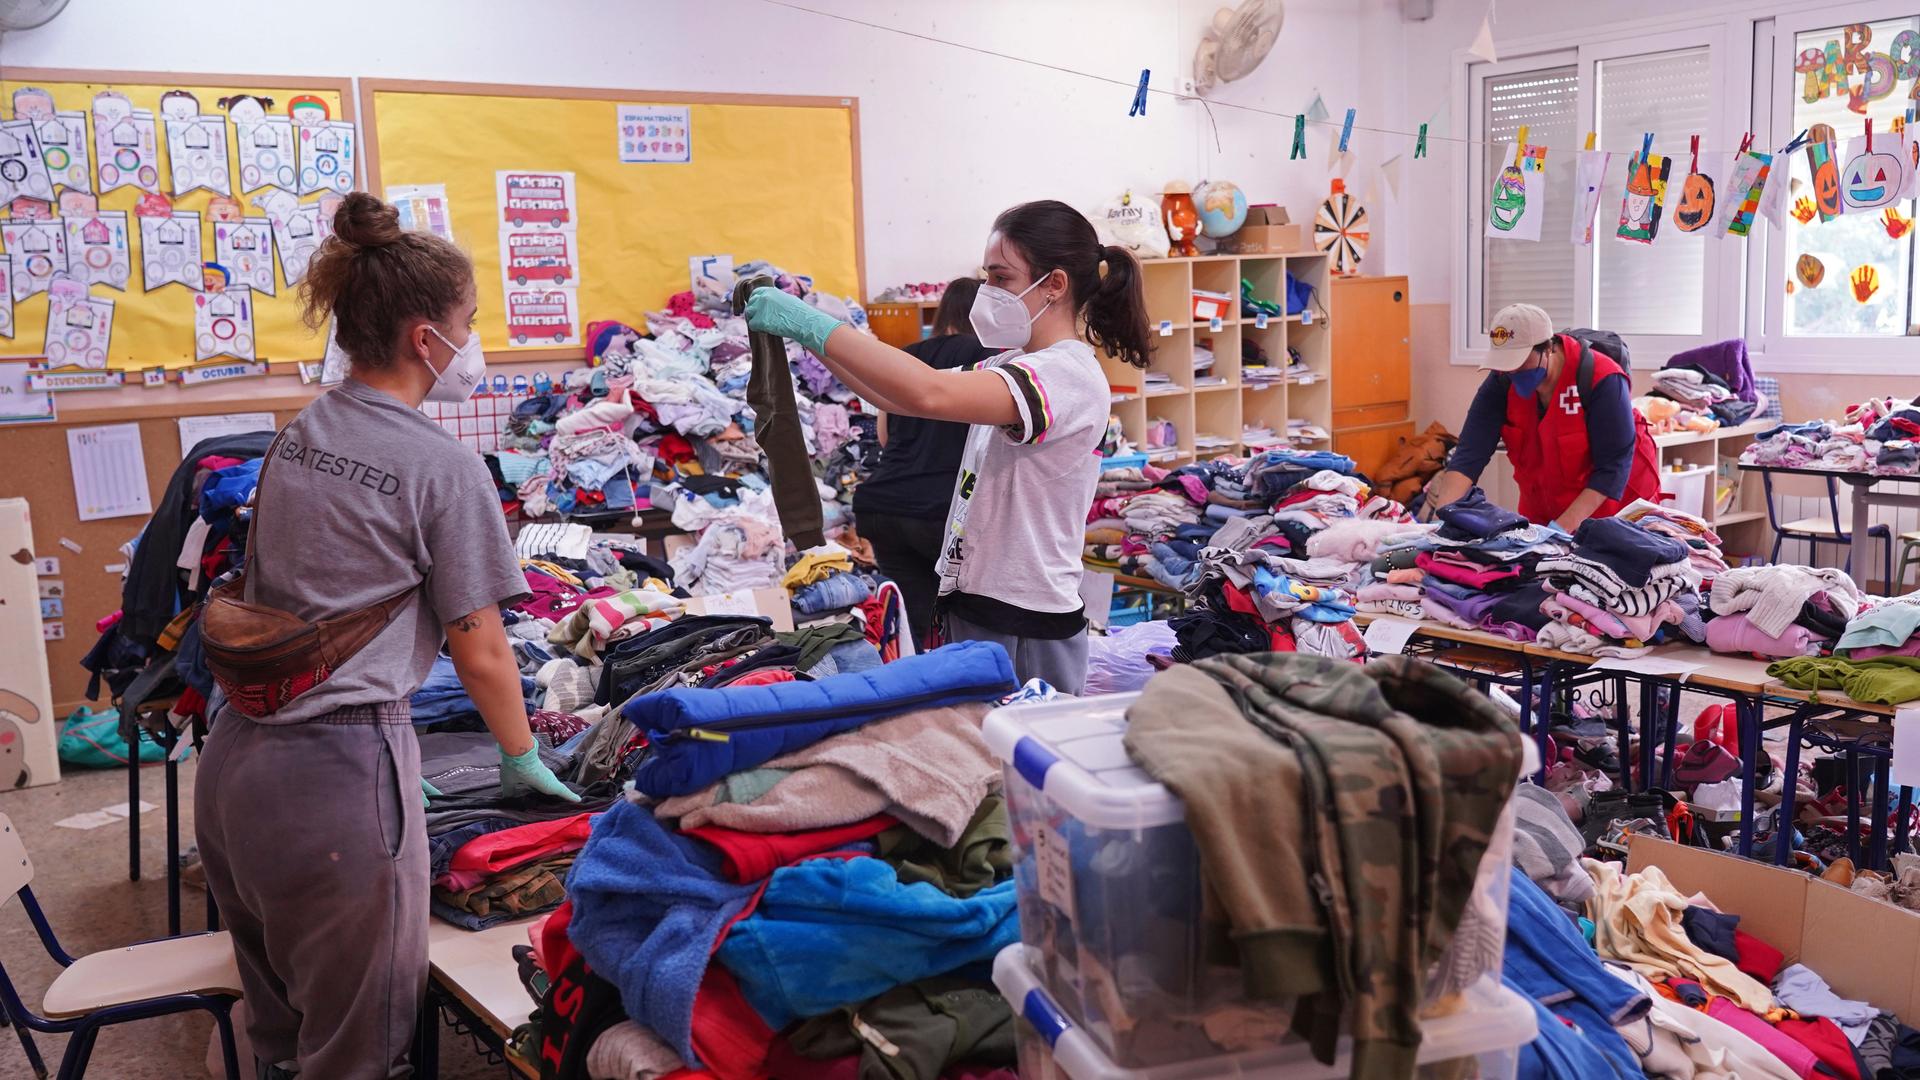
[
  {"x1": 1085, "y1": 620, "x2": 1179, "y2": 696},
  {"x1": 1089, "y1": 191, "x2": 1171, "y2": 259}
]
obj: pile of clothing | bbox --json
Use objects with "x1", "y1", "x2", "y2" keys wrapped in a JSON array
[
  {"x1": 1616, "y1": 500, "x2": 1726, "y2": 644},
  {"x1": 1708, "y1": 564, "x2": 1865, "y2": 660},
  {"x1": 1740, "y1": 396, "x2": 1920, "y2": 476},
  {"x1": 1372, "y1": 421, "x2": 1458, "y2": 509},
  {"x1": 1765, "y1": 590, "x2": 1920, "y2": 706},
  {"x1": 525, "y1": 642, "x2": 1024, "y2": 1079},
  {"x1": 1536, "y1": 517, "x2": 1698, "y2": 658},
  {"x1": 1392, "y1": 488, "x2": 1569, "y2": 642},
  {"x1": 780, "y1": 541, "x2": 879, "y2": 618},
  {"x1": 1643, "y1": 338, "x2": 1761, "y2": 432}
]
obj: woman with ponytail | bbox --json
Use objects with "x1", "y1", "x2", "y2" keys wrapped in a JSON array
[{"x1": 748, "y1": 200, "x2": 1150, "y2": 692}]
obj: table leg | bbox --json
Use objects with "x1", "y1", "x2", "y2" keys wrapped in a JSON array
[
  {"x1": 414, "y1": 991, "x2": 441, "y2": 1078},
  {"x1": 1897, "y1": 786, "x2": 1915, "y2": 858},
  {"x1": 1737, "y1": 698, "x2": 1760, "y2": 858},
  {"x1": 1614, "y1": 675, "x2": 1633, "y2": 793},
  {"x1": 1661, "y1": 684, "x2": 1684, "y2": 792},
  {"x1": 1846, "y1": 749, "x2": 1862, "y2": 868},
  {"x1": 1849, "y1": 479, "x2": 1874, "y2": 593},
  {"x1": 1532, "y1": 661, "x2": 1553, "y2": 787},
  {"x1": 1777, "y1": 710, "x2": 1805, "y2": 867},
  {"x1": 1870, "y1": 756, "x2": 1892, "y2": 872},
  {"x1": 127, "y1": 741, "x2": 140, "y2": 883},
  {"x1": 164, "y1": 741, "x2": 181, "y2": 938}
]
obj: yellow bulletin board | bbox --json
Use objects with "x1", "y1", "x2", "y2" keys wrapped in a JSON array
[
  {"x1": 360, "y1": 80, "x2": 863, "y2": 360},
  {"x1": 0, "y1": 69, "x2": 354, "y2": 370}
]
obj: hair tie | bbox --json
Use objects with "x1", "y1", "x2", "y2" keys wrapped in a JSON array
[{"x1": 1097, "y1": 258, "x2": 1110, "y2": 280}]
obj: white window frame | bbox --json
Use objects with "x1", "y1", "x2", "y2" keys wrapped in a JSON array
[
  {"x1": 1455, "y1": 24, "x2": 1743, "y2": 368},
  {"x1": 1743, "y1": 0, "x2": 1920, "y2": 373}
]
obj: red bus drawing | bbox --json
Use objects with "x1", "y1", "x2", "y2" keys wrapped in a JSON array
[
  {"x1": 506, "y1": 289, "x2": 573, "y2": 344},
  {"x1": 501, "y1": 173, "x2": 570, "y2": 228},
  {"x1": 504, "y1": 230, "x2": 574, "y2": 285}
]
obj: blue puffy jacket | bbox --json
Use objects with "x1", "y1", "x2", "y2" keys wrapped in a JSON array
[{"x1": 626, "y1": 640, "x2": 1016, "y2": 799}]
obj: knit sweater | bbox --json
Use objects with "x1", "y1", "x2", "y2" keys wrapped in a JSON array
[{"x1": 1710, "y1": 565, "x2": 1865, "y2": 639}]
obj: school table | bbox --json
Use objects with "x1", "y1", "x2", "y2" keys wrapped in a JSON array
[
  {"x1": 1737, "y1": 461, "x2": 1920, "y2": 594},
  {"x1": 424, "y1": 915, "x2": 543, "y2": 1078}
]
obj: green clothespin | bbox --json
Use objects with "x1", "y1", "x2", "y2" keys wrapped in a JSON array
[
  {"x1": 1291, "y1": 115, "x2": 1306, "y2": 160},
  {"x1": 1414, "y1": 122, "x2": 1428, "y2": 159}
]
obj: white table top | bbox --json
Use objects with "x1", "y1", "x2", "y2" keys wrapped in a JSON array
[{"x1": 427, "y1": 915, "x2": 545, "y2": 1044}]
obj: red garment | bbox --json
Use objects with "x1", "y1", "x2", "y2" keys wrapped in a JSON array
[
  {"x1": 447, "y1": 812, "x2": 596, "y2": 876},
  {"x1": 657, "y1": 434, "x2": 696, "y2": 463},
  {"x1": 682, "y1": 816, "x2": 896, "y2": 883},
  {"x1": 1706, "y1": 999, "x2": 1821, "y2": 1078},
  {"x1": 1501, "y1": 334, "x2": 1662, "y2": 525},
  {"x1": 1774, "y1": 1016, "x2": 1860, "y2": 1080},
  {"x1": 195, "y1": 454, "x2": 246, "y2": 472},
  {"x1": 724, "y1": 669, "x2": 797, "y2": 688},
  {"x1": 688, "y1": 958, "x2": 775, "y2": 1079},
  {"x1": 1416, "y1": 550, "x2": 1524, "y2": 589},
  {"x1": 1732, "y1": 927, "x2": 1785, "y2": 984}
]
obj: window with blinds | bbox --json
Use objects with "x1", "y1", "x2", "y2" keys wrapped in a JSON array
[
  {"x1": 1482, "y1": 66, "x2": 1578, "y2": 332},
  {"x1": 1593, "y1": 47, "x2": 1713, "y2": 335}
]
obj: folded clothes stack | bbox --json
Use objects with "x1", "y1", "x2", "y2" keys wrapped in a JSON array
[
  {"x1": 1536, "y1": 517, "x2": 1696, "y2": 658},
  {"x1": 1357, "y1": 487, "x2": 1568, "y2": 641},
  {"x1": 1761, "y1": 587, "x2": 1920, "y2": 704},
  {"x1": 1615, "y1": 499, "x2": 1726, "y2": 644},
  {"x1": 530, "y1": 641, "x2": 1024, "y2": 1078},
  {"x1": 1707, "y1": 564, "x2": 1864, "y2": 660},
  {"x1": 1739, "y1": 397, "x2": 1920, "y2": 475}
]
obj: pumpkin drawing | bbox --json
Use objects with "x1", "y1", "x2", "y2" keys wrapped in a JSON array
[
  {"x1": 1674, "y1": 172, "x2": 1714, "y2": 232},
  {"x1": 1796, "y1": 253, "x2": 1825, "y2": 289},
  {"x1": 1488, "y1": 164, "x2": 1527, "y2": 231},
  {"x1": 1843, "y1": 150, "x2": 1902, "y2": 211},
  {"x1": 1807, "y1": 125, "x2": 1842, "y2": 222}
]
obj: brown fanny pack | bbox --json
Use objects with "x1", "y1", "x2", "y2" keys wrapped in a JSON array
[{"x1": 200, "y1": 431, "x2": 420, "y2": 718}]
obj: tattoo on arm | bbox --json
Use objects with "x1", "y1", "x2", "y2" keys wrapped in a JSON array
[{"x1": 451, "y1": 613, "x2": 484, "y2": 633}]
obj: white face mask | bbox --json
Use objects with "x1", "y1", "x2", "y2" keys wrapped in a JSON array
[
  {"x1": 969, "y1": 272, "x2": 1056, "y2": 350},
  {"x1": 423, "y1": 324, "x2": 486, "y2": 403}
]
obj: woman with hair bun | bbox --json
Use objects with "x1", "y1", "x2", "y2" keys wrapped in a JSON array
[{"x1": 194, "y1": 192, "x2": 576, "y2": 1079}]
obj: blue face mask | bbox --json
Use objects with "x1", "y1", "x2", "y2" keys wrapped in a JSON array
[{"x1": 1509, "y1": 364, "x2": 1548, "y2": 396}]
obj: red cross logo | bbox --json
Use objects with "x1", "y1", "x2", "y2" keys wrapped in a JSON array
[{"x1": 1558, "y1": 385, "x2": 1582, "y2": 415}]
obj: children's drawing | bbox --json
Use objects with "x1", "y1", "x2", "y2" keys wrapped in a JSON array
[
  {"x1": 1806, "y1": 125, "x2": 1841, "y2": 222},
  {"x1": 0, "y1": 120, "x2": 56, "y2": 204},
  {"x1": 1796, "y1": 252, "x2": 1826, "y2": 288},
  {"x1": 256, "y1": 190, "x2": 322, "y2": 286},
  {"x1": 1851, "y1": 264, "x2": 1882, "y2": 303},
  {"x1": 2, "y1": 219, "x2": 67, "y2": 300},
  {"x1": 44, "y1": 276, "x2": 115, "y2": 369},
  {"x1": 236, "y1": 116, "x2": 295, "y2": 194},
  {"x1": 1485, "y1": 142, "x2": 1547, "y2": 241},
  {"x1": 1840, "y1": 133, "x2": 1916, "y2": 214},
  {"x1": 1885, "y1": 207, "x2": 1914, "y2": 240},
  {"x1": 1570, "y1": 150, "x2": 1612, "y2": 245},
  {"x1": 499, "y1": 227, "x2": 579, "y2": 288},
  {"x1": 206, "y1": 194, "x2": 245, "y2": 223},
  {"x1": 502, "y1": 285, "x2": 580, "y2": 347},
  {"x1": 297, "y1": 121, "x2": 356, "y2": 196},
  {"x1": 62, "y1": 210, "x2": 130, "y2": 291},
  {"x1": 496, "y1": 170, "x2": 577, "y2": 231},
  {"x1": 140, "y1": 211, "x2": 203, "y2": 292},
  {"x1": 91, "y1": 93, "x2": 159, "y2": 195},
  {"x1": 1759, "y1": 158, "x2": 1796, "y2": 228},
  {"x1": 213, "y1": 216, "x2": 276, "y2": 296},
  {"x1": 1718, "y1": 150, "x2": 1773, "y2": 237},
  {"x1": 33, "y1": 112, "x2": 90, "y2": 194},
  {"x1": 316, "y1": 194, "x2": 344, "y2": 242},
  {"x1": 194, "y1": 285, "x2": 257, "y2": 362},
  {"x1": 1616, "y1": 151, "x2": 1672, "y2": 244},
  {"x1": 164, "y1": 113, "x2": 233, "y2": 197},
  {"x1": 0, "y1": 258, "x2": 12, "y2": 338},
  {"x1": 1672, "y1": 171, "x2": 1715, "y2": 233}
]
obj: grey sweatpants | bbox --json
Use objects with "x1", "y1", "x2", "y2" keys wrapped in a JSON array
[
  {"x1": 945, "y1": 612, "x2": 1089, "y2": 695},
  {"x1": 195, "y1": 701, "x2": 426, "y2": 1080}
]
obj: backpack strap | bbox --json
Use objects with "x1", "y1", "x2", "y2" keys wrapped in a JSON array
[{"x1": 1573, "y1": 336, "x2": 1599, "y2": 402}]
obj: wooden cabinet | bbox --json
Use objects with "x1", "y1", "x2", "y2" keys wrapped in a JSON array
[{"x1": 1329, "y1": 275, "x2": 1411, "y2": 479}]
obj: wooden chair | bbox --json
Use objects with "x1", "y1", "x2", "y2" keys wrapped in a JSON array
[{"x1": 0, "y1": 813, "x2": 242, "y2": 1080}]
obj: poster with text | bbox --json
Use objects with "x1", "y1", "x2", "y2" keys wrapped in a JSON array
[
  {"x1": 495, "y1": 170, "x2": 576, "y2": 230},
  {"x1": 387, "y1": 182, "x2": 455, "y2": 242},
  {"x1": 501, "y1": 285, "x2": 579, "y2": 347},
  {"x1": 499, "y1": 226, "x2": 579, "y2": 288},
  {"x1": 618, "y1": 104, "x2": 692, "y2": 164}
]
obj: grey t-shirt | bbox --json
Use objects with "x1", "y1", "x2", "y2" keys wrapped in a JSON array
[{"x1": 243, "y1": 378, "x2": 527, "y2": 724}]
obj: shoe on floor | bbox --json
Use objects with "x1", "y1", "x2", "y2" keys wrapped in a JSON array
[{"x1": 1822, "y1": 857, "x2": 1856, "y2": 887}]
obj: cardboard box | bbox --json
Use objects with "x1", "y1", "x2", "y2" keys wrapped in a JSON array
[
  {"x1": 682, "y1": 586, "x2": 795, "y2": 632},
  {"x1": 1628, "y1": 836, "x2": 1920, "y2": 1023},
  {"x1": 1220, "y1": 205, "x2": 1308, "y2": 254}
]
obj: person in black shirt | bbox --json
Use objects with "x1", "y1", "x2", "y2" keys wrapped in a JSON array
[{"x1": 853, "y1": 278, "x2": 995, "y2": 645}]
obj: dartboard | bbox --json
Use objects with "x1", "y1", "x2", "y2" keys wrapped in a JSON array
[{"x1": 1314, "y1": 190, "x2": 1369, "y2": 275}]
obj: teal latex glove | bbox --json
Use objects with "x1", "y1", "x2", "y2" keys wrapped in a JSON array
[
  {"x1": 499, "y1": 745, "x2": 583, "y2": 803},
  {"x1": 421, "y1": 777, "x2": 441, "y2": 809},
  {"x1": 744, "y1": 287, "x2": 843, "y2": 356}
]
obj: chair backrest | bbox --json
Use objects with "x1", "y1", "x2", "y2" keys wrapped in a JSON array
[{"x1": 0, "y1": 812, "x2": 34, "y2": 898}]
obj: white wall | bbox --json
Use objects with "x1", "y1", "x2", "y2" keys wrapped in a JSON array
[{"x1": 6, "y1": 0, "x2": 1393, "y2": 294}]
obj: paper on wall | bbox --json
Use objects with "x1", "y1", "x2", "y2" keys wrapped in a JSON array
[
  {"x1": 501, "y1": 285, "x2": 579, "y2": 347},
  {"x1": 1616, "y1": 150, "x2": 1671, "y2": 245},
  {"x1": 163, "y1": 113, "x2": 233, "y2": 197},
  {"x1": 34, "y1": 111, "x2": 91, "y2": 193},
  {"x1": 213, "y1": 216, "x2": 276, "y2": 296},
  {"x1": 0, "y1": 119, "x2": 57, "y2": 204},
  {"x1": 1718, "y1": 149, "x2": 1774, "y2": 238},
  {"x1": 1485, "y1": 141, "x2": 1547, "y2": 242},
  {"x1": 67, "y1": 423, "x2": 153, "y2": 521},
  {"x1": 0, "y1": 259, "x2": 12, "y2": 339},
  {"x1": 0, "y1": 361, "x2": 54, "y2": 423},
  {"x1": 177, "y1": 412, "x2": 277, "y2": 459},
  {"x1": 617, "y1": 104, "x2": 692, "y2": 164},
  {"x1": 387, "y1": 182, "x2": 455, "y2": 242},
  {"x1": 495, "y1": 170, "x2": 576, "y2": 231},
  {"x1": 3, "y1": 218, "x2": 67, "y2": 301},
  {"x1": 235, "y1": 115, "x2": 296, "y2": 194},
  {"x1": 297, "y1": 120, "x2": 356, "y2": 196},
  {"x1": 320, "y1": 319, "x2": 350, "y2": 384},
  {"x1": 140, "y1": 210, "x2": 203, "y2": 291},
  {"x1": 1568, "y1": 150, "x2": 1611, "y2": 246},
  {"x1": 500, "y1": 226, "x2": 580, "y2": 288},
  {"x1": 254, "y1": 188, "x2": 320, "y2": 285},
  {"x1": 62, "y1": 210, "x2": 131, "y2": 291},
  {"x1": 193, "y1": 285, "x2": 257, "y2": 362},
  {"x1": 1839, "y1": 132, "x2": 1917, "y2": 216},
  {"x1": 43, "y1": 276, "x2": 114, "y2": 369},
  {"x1": 91, "y1": 93, "x2": 159, "y2": 194}
]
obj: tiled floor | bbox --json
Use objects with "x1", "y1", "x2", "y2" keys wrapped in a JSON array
[{"x1": 0, "y1": 760, "x2": 505, "y2": 1078}]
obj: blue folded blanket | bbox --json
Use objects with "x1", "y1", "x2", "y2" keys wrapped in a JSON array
[
  {"x1": 715, "y1": 856, "x2": 1020, "y2": 1029},
  {"x1": 627, "y1": 640, "x2": 1016, "y2": 798}
]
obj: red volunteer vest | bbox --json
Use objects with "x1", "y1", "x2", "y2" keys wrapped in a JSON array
[{"x1": 1501, "y1": 334, "x2": 1662, "y2": 525}]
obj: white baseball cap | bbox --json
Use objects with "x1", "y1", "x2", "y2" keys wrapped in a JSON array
[{"x1": 1480, "y1": 303, "x2": 1554, "y2": 371}]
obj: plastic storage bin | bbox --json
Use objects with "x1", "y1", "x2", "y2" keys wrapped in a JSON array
[
  {"x1": 982, "y1": 693, "x2": 1517, "y2": 1070},
  {"x1": 993, "y1": 943, "x2": 1536, "y2": 1080},
  {"x1": 1659, "y1": 465, "x2": 1713, "y2": 522}
]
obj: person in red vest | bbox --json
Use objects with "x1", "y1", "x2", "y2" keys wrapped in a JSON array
[{"x1": 1426, "y1": 303, "x2": 1662, "y2": 530}]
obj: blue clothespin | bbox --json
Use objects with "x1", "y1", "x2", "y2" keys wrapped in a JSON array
[
  {"x1": 1130, "y1": 69, "x2": 1150, "y2": 116},
  {"x1": 1338, "y1": 108, "x2": 1356, "y2": 153},
  {"x1": 1779, "y1": 128, "x2": 1811, "y2": 155}
]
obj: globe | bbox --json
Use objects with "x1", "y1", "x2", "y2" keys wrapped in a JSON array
[{"x1": 1193, "y1": 180, "x2": 1248, "y2": 238}]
